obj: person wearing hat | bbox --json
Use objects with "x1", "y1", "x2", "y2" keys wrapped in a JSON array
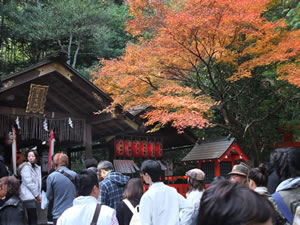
[
  {"x1": 228, "y1": 163, "x2": 250, "y2": 185},
  {"x1": 97, "y1": 160, "x2": 129, "y2": 210},
  {"x1": 186, "y1": 168, "x2": 206, "y2": 225}
]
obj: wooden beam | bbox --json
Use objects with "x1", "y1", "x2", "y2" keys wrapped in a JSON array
[
  {"x1": 46, "y1": 94, "x2": 83, "y2": 117},
  {"x1": 87, "y1": 114, "x2": 113, "y2": 125},
  {"x1": 85, "y1": 123, "x2": 93, "y2": 158},
  {"x1": 70, "y1": 74, "x2": 111, "y2": 106},
  {"x1": 102, "y1": 129, "x2": 137, "y2": 138},
  {"x1": 52, "y1": 63, "x2": 73, "y2": 81},
  {"x1": 123, "y1": 117, "x2": 139, "y2": 131},
  {"x1": 49, "y1": 74, "x2": 102, "y2": 112},
  {"x1": 109, "y1": 120, "x2": 126, "y2": 131},
  {"x1": 0, "y1": 106, "x2": 83, "y2": 119},
  {"x1": 0, "y1": 63, "x2": 58, "y2": 93}
]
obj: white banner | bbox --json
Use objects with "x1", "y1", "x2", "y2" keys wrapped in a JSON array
[
  {"x1": 48, "y1": 130, "x2": 55, "y2": 172},
  {"x1": 11, "y1": 128, "x2": 17, "y2": 175}
]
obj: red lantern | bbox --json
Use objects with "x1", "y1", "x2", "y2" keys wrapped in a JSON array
[
  {"x1": 155, "y1": 142, "x2": 163, "y2": 158},
  {"x1": 132, "y1": 140, "x2": 140, "y2": 157},
  {"x1": 115, "y1": 139, "x2": 124, "y2": 157},
  {"x1": 140, "y1": 141, "x2": 148, "y2": 158},
  {"x1": 124, "y1": 140, "x2": 132, "y2": 157},
  {"x1": 148, "y1": 142, "x2": 155, "y2": 157}
]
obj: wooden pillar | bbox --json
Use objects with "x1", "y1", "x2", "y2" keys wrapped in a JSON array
[
  {"x1": 67, "y1": 148, "x2": 72, "y2": 169},
  {"x1": 215, "y1": 160, "x2": 220, "y2": 177},
  {"x1": 198, "y1": 160, "x2": 202, "y2": 169},
  {"x1": 85, "y1": 123, "x2": 93, "y2": 159}
]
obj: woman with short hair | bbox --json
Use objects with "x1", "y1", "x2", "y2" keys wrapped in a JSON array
[
  {"x1": 0, "y1": 176, "x2": 27, "y2": 225},
  {"x1": 116, "y1": 178, "x2": 144, "y2": 225}
]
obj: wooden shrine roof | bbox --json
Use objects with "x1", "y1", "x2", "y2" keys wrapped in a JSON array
[
  {"x1": 0, "y1": 52, "x2": 142, "y2": 143},
  {"x1": 182, "y1": 137, "x2": 236, "y2": 161}
]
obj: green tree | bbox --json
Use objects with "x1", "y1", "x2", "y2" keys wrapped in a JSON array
[
  {"x1": 265, "y1": 0, "x2": 300, "y2": 29},
  {"x1": 12, "y1": 0, "x2": 130, "y2": 69}
]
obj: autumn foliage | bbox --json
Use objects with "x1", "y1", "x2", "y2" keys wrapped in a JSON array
[{"x1": 92, "y1": 0, "x2": 300, "y2": 132}]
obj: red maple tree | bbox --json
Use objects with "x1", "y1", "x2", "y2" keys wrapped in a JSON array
[{"x1": 92, "y1": 0, "x2": 300, "y2": 132}]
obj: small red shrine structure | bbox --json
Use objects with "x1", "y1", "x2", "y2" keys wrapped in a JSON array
[
  {"x1": 182, "y1": 137, "x2": 248, "y2": 184},
  {"x1": 275, "y1": 128, "x2": 300, "y2": 148}
]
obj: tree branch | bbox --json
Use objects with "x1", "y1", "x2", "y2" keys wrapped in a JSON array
[{"x1": 242, "y1": 94, "x2": 297, "y2": 138}]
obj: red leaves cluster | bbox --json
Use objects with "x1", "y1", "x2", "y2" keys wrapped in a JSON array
[{"x1": 92, "y1": 0, "x2": 300, "y2": 132}]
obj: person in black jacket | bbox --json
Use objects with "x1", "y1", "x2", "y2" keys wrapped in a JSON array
[
  {"x1": 197, "y1": 180, "x2": 274, "y2": 225},
  {"x1": 0, "y1": 176, "x2": 27, "y2": 225},
  {"x1": 116, "y1": 178, "x2": 144, "y2": 225},
  {"x1": 84, "y1": 158, "x2": 98, "y2": 175},
  {"x1": 0, "y1": 156, "x2": 8, "y2": 179}
]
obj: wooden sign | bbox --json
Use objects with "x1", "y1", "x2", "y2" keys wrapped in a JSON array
[{"x1": 26, "y1": 84, "x2": 48, "y2": 114}]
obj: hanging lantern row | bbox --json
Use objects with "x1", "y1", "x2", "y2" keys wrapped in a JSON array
[{"x1": 115, "y1": 139, "x2": 163, "y2": 158}]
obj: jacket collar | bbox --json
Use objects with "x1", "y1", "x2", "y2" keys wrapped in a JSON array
[
  {"x1": 56, "y1": 166, "x2": 69, "y2": 171},
  {"x1": 149, "y1": 181, "x2": 164, "y2": 189},
  {"x1": 0, "y1": 196, "x2": 21, "y2": 210},
  {"x1": 276, "y1": 177, "x2": 300, "y2": 192},
  {"x1": 73, "y1": 196, "x2": 98, "y2": 206}
]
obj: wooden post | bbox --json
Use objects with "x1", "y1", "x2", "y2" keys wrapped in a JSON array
[
  {"x1": 198, "y1": 160, "x2": 201, "y2": 169},
  {"x1": 67, "y1": 148, "x2": 72, "y2": 169},
  {"x1": 215, "y1": 160, "x2": 220, "y2": 177},
  {"x1": 85, "y1": 123, "x2": 93, "y2": 159}
]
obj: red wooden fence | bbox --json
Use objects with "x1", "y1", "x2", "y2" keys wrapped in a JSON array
[{"x1": 144, "y1": 184, "x2": 189, "y2": 197}]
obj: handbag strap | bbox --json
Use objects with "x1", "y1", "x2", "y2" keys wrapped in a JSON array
[
  {"x1": 272, "y1": 192, "x2": 294, "y2": 224},
  {"x1": 90, "y1": 204, "x2": 102, "y2": 225},
  {"x1": 123, "y1": 199, "x2": 137, "y2": 214},
  {"x1": 58, "y1": 170, "x2": 75, "y2": 184}
]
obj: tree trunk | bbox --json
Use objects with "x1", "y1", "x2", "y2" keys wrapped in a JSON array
[
  {"x1": 72, "y1": 40, "x2": 80, "y2": 68},
  {"x1": 67, "y1": 33, "x2": 73, "y2": 65},
  {"x1": 0, "y1": 9, "x2": 4, "y2": 50}
]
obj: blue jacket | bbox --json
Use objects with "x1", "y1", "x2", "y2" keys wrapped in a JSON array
[
  {"x1": 46, "y1": 166, "x2": 76, "y2": 219},
  {"x1": 99, "y1": 171, "x2": 129, "y2": 209}
]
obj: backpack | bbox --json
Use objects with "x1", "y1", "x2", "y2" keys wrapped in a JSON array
[{"x1": 123, "y1": 199, "x2": 141, "y2": 225}]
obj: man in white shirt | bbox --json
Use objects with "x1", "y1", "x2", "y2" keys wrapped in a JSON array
[
  {"x1": 57, "y1": 169, "x2": 119, "y2": 225},
  {"x1": 139, "y1": 160, "x2": 193, "y2": 225}
]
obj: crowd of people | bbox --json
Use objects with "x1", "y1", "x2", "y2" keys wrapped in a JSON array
[{"x1": 0, "y1": 146, "x2": 299, "y2": 225}]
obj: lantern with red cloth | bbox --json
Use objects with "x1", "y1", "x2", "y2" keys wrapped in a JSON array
[
  {"x1": 155, "y1": 142, "x2": 163, "y2": 158},
  {"x1": 140, "y1": 141, "x2": 148, "y2": 158},
  {"x1": 124, "y1": 140, "x2": 132, "y2": 157},
  {"x1": 148, "y1": 141, "x2": 155, "y2": 157},
  {"x1": 115, "y1": 139, "x2": 124, "y2": 157},
  {"x1": 132, "y1": 140, "x2": 140, "y2": 157}
]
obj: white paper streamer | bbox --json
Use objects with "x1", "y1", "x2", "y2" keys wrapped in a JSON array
[
  {"x1": 43, "y1": 119, "x2": 48, "y2": 132},
  {"x1": 15, "y1": 116, "x2": 21, "y2": 129},
  {"x1": 68, "y1": 117, "x2": 73, "y2": 128}
]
